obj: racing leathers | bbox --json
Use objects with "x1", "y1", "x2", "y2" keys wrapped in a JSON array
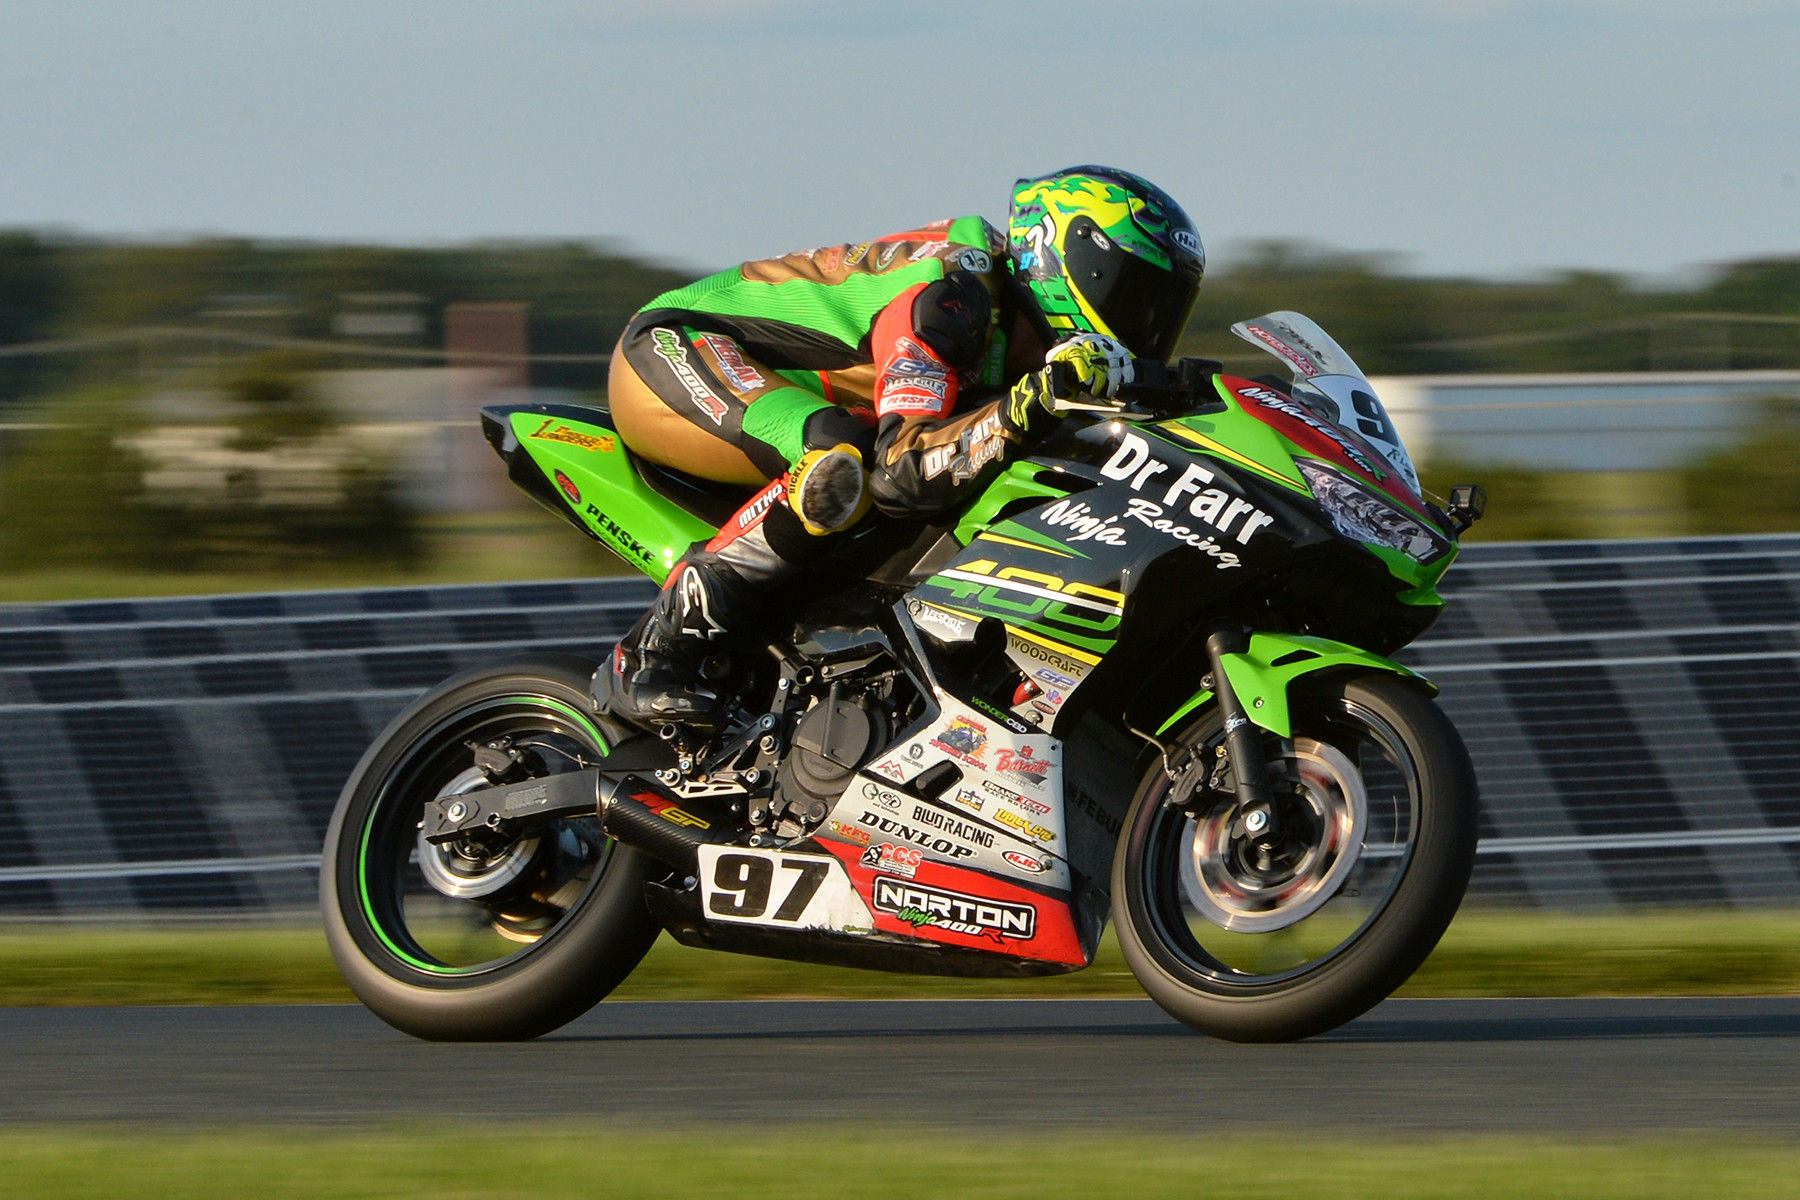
[{"x1": 602, "y1": 216, "x2": 1118, "y2": 725}]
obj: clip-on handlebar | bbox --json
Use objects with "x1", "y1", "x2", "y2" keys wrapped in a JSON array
[{"x1": 1047, "y1": 356, "x2": 1225, "y2": 421}]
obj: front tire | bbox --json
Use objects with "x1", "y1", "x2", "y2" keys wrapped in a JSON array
[
  {"x1": 321, "y1": 655, "x2": 662, "y2": 1041},
  {"x1": 1112, "y1": 672, "x2": 1477, "y2": 1042}
]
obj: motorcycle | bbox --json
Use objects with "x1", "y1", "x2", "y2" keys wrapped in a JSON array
[{"x1": 321, "y1": 311, "x2": 1486, "y2": 1042}]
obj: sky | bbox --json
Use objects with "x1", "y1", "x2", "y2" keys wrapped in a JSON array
[{"x1": 2, "y1": 0, "x2": 1797, "y2": 282}]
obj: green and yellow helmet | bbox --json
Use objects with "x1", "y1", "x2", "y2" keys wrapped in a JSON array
[{"x1": 1008, "y1": 165, "x2": 1205, "y2": 362}]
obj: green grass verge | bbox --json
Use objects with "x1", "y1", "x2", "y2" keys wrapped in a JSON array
[
  {"x1": 0, "y1": 513, "x2": 633, "y2": 603},
  {"x1": 0, "y1": 1128, "x2": 1796, "y2": 1199},
  {"x1": 2, "y1": 910, "x2": 1796, "y2": 1008}
]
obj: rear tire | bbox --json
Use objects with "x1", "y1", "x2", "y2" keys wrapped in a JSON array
[
  {"x1": 1112, "y1": 672, "x2": 1477, "y2": 1042},
  {"x1": 320, "y1": 655, "x2": 662, "y2": 1041}
]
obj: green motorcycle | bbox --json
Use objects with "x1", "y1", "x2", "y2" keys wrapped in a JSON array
[{"x1": 321, "y1": 311, "x2": 1484, "y2": 1042}]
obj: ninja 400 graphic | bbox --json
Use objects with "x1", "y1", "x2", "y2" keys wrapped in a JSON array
[{"x1": 322, "y1": 309, "x2": 1485, "y2": 1044}]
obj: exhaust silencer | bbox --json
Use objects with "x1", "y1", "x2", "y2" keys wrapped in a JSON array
[{"x1": 597, "y1": 775, "x2": 733, "y2": 874}]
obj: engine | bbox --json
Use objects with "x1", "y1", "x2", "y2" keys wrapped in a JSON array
[{"x1": 773, "y1": 686, "x2": 891, "y2": 825}]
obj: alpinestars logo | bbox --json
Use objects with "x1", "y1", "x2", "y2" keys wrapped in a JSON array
[
  {"x1": 673, "y1": 568, "x2": 724, "y2": 640},
  {"x1": 872, "y1": 877, "x2": 1035, "y2": 940}
]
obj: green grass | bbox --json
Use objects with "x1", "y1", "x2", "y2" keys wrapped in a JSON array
[
  {"x1": 0, "y1": 512, "x2": 633, "y2": 603},
  {"x1": 2, "y1": 910, "x2": 1796, "y2": 1008},
  {"x1": 0, "y1": 1128, "x2": 1796, "y2": 1199}
]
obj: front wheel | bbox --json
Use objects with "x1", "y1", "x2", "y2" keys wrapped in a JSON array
[
  {"x1": 1112, "y1": 672, "x2": 1478, "y2": 1042},
  {"x1": 321, "y1": 655, "x2": 663, "y2": 1041}
]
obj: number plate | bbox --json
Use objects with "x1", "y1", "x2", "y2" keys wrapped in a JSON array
[{"x1": 697, "y1": 847, "x2": 873, "y2": 932}]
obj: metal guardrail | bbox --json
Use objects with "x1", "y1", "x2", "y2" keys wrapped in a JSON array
[{"x1": 1, "y1": 536, "x2": 1797, "y2": 915}]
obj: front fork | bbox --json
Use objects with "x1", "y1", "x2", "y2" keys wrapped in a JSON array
[{"x1": 1202, "y1": 625, "x2": 1282, "y2": 849}]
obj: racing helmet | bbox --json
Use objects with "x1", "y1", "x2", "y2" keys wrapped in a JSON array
[{"x1": 1008, "y1": 165, "x2": 1205, "y2": 362}]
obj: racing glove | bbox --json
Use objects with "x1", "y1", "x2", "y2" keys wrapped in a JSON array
[{"x1": 1001, "y1": 332, "x2": 1136, "y2": 436}]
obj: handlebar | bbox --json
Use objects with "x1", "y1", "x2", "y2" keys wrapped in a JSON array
[
  {"x1": 1046, "y1": 355, "x2": 1226, "y2": 421},
  {"x1": 1121, "y1": 356, "x2": 1225, "y2": 415}
]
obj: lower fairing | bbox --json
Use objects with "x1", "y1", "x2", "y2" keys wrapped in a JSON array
[{"x1": 645, "y1": 881, "x2": 1085, "y2": 978}]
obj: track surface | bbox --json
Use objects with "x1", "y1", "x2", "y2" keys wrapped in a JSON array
[{"x1": 3, "y1": 998, "x2": 1797, "y2": 1132}]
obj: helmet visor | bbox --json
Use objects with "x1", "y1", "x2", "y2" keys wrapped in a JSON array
[{"x1": 1062, "y1": 223, "x2": 1200, "y2": 362}]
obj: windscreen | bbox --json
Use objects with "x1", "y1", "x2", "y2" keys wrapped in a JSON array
[{"x1": 1229, "y1": 311, "x2": 1420, "y2": 494}]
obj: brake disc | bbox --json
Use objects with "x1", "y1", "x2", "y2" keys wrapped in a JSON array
[{"x1": 1179, "y1": 737, "x2": 1367, "y2": 933}]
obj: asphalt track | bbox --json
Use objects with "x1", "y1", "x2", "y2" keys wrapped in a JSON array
[{"x1": 2, "y1": 998, "x2": 1797, "y2": 1132}]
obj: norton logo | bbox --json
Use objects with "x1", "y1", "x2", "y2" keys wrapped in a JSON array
[
  {"x1": 872, "y1": 877, "x2": 1035, "y2": 939},
  {"x1": 554, "y1": 471, "x2": 581, "y2": 505}
]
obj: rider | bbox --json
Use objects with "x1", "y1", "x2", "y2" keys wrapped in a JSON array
[{"x1": 603, "y1": 165, "x2": 1206, "y2": 726}]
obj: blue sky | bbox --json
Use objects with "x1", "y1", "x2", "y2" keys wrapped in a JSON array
[{"x1": 2, "y1": 0, "x2": 1796, "y2": 280}]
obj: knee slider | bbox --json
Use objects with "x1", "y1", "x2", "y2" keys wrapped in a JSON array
[{"x1": 788, "y1": 444, "x2": 871, "y2": 537}]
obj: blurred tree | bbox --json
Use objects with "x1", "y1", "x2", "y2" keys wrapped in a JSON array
[
  {"x1": 223, "y1": 352, "x2": 333, "y2": 450},
  {"x1": 0, "y1": 231, "x2": 67, "y2": 404},
  {"x1": 0, "y1": 384, "x2": 153, "y2": 568},
  {"x1": 1680, "y1": 396, "x2": 1800, "y2": 534},
  {"x1": 1701, "y1": 257, "x2": 1800, "y2": 314},
  {"x1": 1417, "y1": 458, "x2": 1594, "y2": 543},
  {"x1": 0, "y1": 359, "x2": 423, "y2": 574}
]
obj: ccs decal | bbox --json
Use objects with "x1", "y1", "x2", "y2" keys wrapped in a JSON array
[{"x1": 860, "y1": 841, "x2": 922, "y2": 879}]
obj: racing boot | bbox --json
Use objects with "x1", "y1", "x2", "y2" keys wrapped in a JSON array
[
  {"x1": 603, "y1": 556, "x2": 754, "y2": 729},
  {"x1": 599, "y1": 442, "x2": 869, "y2": 728}
]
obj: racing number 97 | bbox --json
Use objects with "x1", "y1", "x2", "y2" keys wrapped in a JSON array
[{"x1": 709, "y1": 854, "x2": 829, "y2": 922}]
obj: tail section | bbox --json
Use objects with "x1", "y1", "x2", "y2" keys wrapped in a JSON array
[{"x1": 481, "y1": 403, "x2": 722, "y2": 584}]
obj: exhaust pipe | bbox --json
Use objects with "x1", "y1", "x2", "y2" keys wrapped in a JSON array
[{"x1": 597, "y1": 774, "x2": 732, "y2": 874}]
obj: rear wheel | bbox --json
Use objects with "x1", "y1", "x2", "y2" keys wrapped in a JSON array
[
  {"x1": 1112, "y1": 672, "x2": 1477, "y2": 1042},
  {"x1": 321, "y1": 655, "x2": 662, "y2": 1041}
]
